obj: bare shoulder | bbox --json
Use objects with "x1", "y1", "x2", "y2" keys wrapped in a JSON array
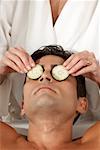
[
  {"x1": 0, "y1": 121, "x2": 33, "y2": 150},
  {"x1": 0, "y1": 121, "x2": 19, "y2": 138},
  {"x1": 80, "y1": 121, "x2": 100, "y2": 150},
  {"x1": 87, "y1": 121, "x2": 100, "y2": 133},
  {"x1": 82, "y1": 121, "x2": 100, "y2": 141},
  {"x1": 0, "y1": 121, "x2": 20, "y2": 146}
]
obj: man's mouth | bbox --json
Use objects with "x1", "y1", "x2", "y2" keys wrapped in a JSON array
[{"x1": 33, "y1": 86, "x2": 56, "y2": 95}]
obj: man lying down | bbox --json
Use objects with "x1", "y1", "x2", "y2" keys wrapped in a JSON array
[{"x1": 0, "y1": 45, "x2": 100, "y2": 150}]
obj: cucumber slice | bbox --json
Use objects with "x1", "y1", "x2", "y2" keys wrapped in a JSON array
[
  {"x1": 52, "y1": 65, "x2": 69, "y2": 81},
  {"x1": 27, "y1": 64, "x2": 43, "y2": 80}
]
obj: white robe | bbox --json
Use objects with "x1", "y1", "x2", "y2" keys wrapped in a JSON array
[{"x1": 0, "y1": 0, "x2": 100, "y2": 120}]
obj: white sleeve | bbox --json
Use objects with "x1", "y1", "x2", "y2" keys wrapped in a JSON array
[
  {"x1": 0, "y1": 0, "x2": 16, "y2": 59},
  {"x1": 0, "y1": 0, "x2": 16, "y2": 116}
]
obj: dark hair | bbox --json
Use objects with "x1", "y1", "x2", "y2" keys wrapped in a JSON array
[{"x1": 31, "y1": 45, "x2": 86, "y2": 98}]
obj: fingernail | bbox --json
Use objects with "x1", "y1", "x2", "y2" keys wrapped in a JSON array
[
  {"x1": 72, "y1": 74, "x2": 76, "y2": 76},
  {"x1": 20, "y1": 71, "x2": 24, "y2": 74},
  {"x1": 24, "y1": 68, "x2": 28, "y2": 73},
  {"x1": 27, "y1": 66, "x2": 31, "y2": 70},
  {"x1": 68, "y1": 70, "x2": 72, "y2": 74},
  {"x1": 65, "y1": 66, "x2": 69, "y2": 70},
  {"x1": 31, "y1": 63, "x2": 35, "y2": 67}
]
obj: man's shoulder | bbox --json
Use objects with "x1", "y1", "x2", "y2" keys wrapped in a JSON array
[
  {"x1": 0, "y1": 121, "x2": 19, "y2": 138},
  {"x1": 80, "y1": 121, "x2": 100, "y2": 150},
  {"x1": 0, "y1": 121, "x2": 33, "y2": 150},
  {"x1": 71, "y1": 122, "x2": 100, "y2": 150},
  {"x1": 0, "y1": 121, "x2": 20, "y2": 146},
  {"x1": 82, "y1": 121, "x2": 100, "y2": 141}
]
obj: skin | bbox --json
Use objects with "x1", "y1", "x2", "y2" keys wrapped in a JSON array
[
  {"x1": 0, "y1": 55, "x2": 100, "y2": 150},
  {"x1": 63, "y1": 51, "x2": 100, "y2": 86},
  {"x1": 0, "y1": 47, "x2": 35, "y2": 74},
  {"x1": 50, "y1": 0, "x2": 68, "y2": 24}
]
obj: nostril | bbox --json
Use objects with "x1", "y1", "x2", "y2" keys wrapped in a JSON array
[
  {"x1": 40, "y1": 78, "x2": 43, "y2": 82},
  {"x1": 39, "y1": 77, "x2": 52, "y2": 82},
  {"x1": 46, "y1": 77, "x2": 51, "y2": 82}
]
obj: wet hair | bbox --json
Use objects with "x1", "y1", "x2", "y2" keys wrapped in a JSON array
[{"x1": 31, "y1": 45, "x2": 86, "y2": 98}]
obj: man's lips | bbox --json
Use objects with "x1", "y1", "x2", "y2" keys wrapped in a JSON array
[{"x1": 33, "y1": 86, "x2": 56, "y2": 95}]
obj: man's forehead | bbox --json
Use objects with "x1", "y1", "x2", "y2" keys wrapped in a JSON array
[{"x1": 36, "y1": 55, "x2": 65, "y2": 66}]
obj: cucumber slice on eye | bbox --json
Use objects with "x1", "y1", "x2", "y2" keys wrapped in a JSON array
[
  {"x1": 52, "y1": 65, "x2": 69, "y2": 81},
  {"x1": 27, "y1": 64, "x2": 43, "y2": 80}
]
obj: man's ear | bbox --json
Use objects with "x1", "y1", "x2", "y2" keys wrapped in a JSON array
[{"x1": 76, "y1": 97, "x2": 88, "y2": 114}]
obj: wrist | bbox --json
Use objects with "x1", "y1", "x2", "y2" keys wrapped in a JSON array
[{"x1": 93, "y1": 66, "x2": 100, "y2": 87}]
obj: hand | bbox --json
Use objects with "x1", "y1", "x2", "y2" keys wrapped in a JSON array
[
  {"x1": 63, "y1": 51, "x2": 100, "y2": 85},
  {"x1": 0, "y1": 47, "x2": 35, "y2": 75}
]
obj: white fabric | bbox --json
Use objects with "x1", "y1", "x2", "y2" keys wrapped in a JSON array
[{"x1": 0, "y1": 0, "x2": 100, "y2": 117}]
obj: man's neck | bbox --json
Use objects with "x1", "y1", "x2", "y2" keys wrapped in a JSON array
[{"x1": 27, "y1": 120, "x2": 73, "y2": 150}]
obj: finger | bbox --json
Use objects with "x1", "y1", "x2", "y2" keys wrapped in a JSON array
[
  {"x1": 5, "y1": 51, "x2": 28, "y2": 73},
  {"x1": 2, "y1": 57, "x2": 22, "y2": 73},
  {"x1": 64, "y1": 54, "x2": 82, "y2": 70},
  {"x1": 18, "y1": 47, "x2": 35, "y2": 68},
  {"x1": 10, "y1": 47, "x2": 31, "y2": 70},
  {"x1": 63, "y1": 54, "x2": 74, "y2": 67},
  {"x1": 71, "y1": 65, "x2": 95, "y2": 76},
  {"x1": 15, "y1": 47, "x2": 32, "y2": 70},
  {"x1": 68, "y1": 59, "x2": 91, "y2": 74},
  {"x1": 63, "y1": 51, "x2": 90, "y2": 69},
  {"x1": 29, "y1": 56, "x2": 35, "y2": 67}
]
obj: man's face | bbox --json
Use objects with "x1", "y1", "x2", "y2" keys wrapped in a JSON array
[{"x1": 23, "y1": 55, "x2": 78, "y2": 123}]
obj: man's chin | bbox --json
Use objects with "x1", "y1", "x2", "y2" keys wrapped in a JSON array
[
  {"x1": 29, "y1": 94, "x2": 61, "y2": 117},
  {"x1": 39, "y1": 94, "x2": 55, "y2": 104},
  {"x1": 33, "y1": 94, "x2": 57, "y2": 108}
]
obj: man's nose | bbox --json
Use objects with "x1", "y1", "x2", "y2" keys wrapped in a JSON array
[{"x1": 39, "y1": 71, "x2": 53, "y2": 83}]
